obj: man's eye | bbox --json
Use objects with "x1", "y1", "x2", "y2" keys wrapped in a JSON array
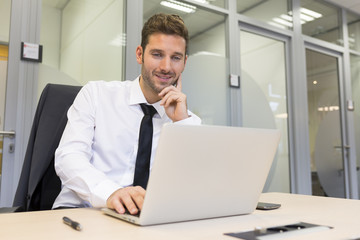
[
  {"x1": 152, "y1": 53, "x2": 161, "y2": 58},
  {"x1": 172, "y1": 56, "x2": 182, "y2": 61}
]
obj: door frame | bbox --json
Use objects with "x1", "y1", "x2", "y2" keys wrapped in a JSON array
[
  {"x1": 0, "y1": 0, "x2": 42, "y2": 207},
  {"x1": 305, "y1": 42, "x2": 359, "y2": 199}
]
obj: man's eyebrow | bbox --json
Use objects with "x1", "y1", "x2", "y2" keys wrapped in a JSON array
[
  {"x1": 149, "y1": 49, "x2": 184, "y2": 57},
  {"x1": 173, "y1": 51, "x2": 185, "y2": 57},
  {"x1": 149, "y1": 48, "x2": 163, "y2": 52}
]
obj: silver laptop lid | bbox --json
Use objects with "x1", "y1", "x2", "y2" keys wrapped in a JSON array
[{"x1": 137, "y1": 124, "x2": 281, "y2": 225}]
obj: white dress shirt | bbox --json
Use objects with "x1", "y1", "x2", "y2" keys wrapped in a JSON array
[{"x1": 53, "y1": 77, "x2": 201, "y2": 209}]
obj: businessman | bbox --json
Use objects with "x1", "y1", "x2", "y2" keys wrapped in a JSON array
[{"x1": 53, "y1": 13, "x2": 201, "y2": 214}]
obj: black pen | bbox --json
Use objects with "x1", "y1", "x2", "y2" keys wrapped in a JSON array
[{"x1": 63, "y1": 216, "x2": 82, "y2": 231}]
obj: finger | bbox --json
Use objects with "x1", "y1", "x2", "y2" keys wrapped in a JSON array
[
  {"x1": 160, "y1": 91, "x2": 171, "y2": 106},
  {"x1": 123, "y1": 186, "x2": 146, "y2": 214},
  {"x1": 122, "y1": 194, "x2": 139, "y2": 215},
  {"x1": 176, "y1": 74, "x2": 182, "y2": 91},
  {"x1": 132, "y1": 186, "x2": 146, "y2": 210},
  {"x1": 158, "y1": 85, "x2": 177, "y2": 98},
  {"x1": 160, "y1": 92, "x2": 181, "y2": 107},
  {"x1": 107, "y1": 192, "x2": 126, "y2": 214},
  {"x1": 113, "y1": 201, "x2": 126, "y2": 214},
  {"x1": 134, "y1": 185, "x2": 146, "y2": 196}
]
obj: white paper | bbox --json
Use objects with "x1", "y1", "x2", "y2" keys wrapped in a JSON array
[{"x1": 23, "y1": 42, "x2": 39, "y2": 60}]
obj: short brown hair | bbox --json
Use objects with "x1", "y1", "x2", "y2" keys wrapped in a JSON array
[{"x1": 141, "y1": 13, "x2": 189, "y2": 55}]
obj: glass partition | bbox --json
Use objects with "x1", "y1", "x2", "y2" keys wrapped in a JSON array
[
  {"x1": 193, "y1": 0, "x2": 225, "y2": 9},
  {"x1": 40, "y1": 0, "x2": 126, "y2": 97},
  {"x1": 240, "y1": 30, "x2": 290, "y2": 193},
  {"x1": 347, "y1": 11, "x2": 360, "y2": 52},
  {"x1": 350, "y1": 54, "x2": 360, "y2": 198},
  {"x1": 301, "y1": 0, "x2": 342, "y2": 46},
  {"x1": 144, "y1": 0, "x2": 229, "y2": 125},
  {"x1": 237, "y1": 0, "x2": 292, "y2": 30},
  {"x1": 158, "y1": 0, "x2": 226, "y2": 9}
]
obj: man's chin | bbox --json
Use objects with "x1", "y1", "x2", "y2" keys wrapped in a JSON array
[{"x1": 156, "y1": 82, "x2": 175, "y2": 92}]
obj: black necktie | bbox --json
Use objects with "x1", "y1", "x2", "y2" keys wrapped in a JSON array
[{"x1": 133, "y1": 103, "x2": 157, "y2": 189}]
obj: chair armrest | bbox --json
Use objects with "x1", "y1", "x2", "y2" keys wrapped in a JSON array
[{"x1": 0, "y1": 206, "x2": 24, "y2": 213}]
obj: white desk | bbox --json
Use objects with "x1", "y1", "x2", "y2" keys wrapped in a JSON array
[{"x1": 1, "y1": 192, "x2": 359, "y2": 240}]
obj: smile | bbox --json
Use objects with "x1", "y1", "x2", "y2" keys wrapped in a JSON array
[{"x1": 154, "y1": 73, "x2": 174, "y2": 82}]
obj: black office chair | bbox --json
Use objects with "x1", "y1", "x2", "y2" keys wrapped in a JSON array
[{"x1": 2, "y1": 83, "x2": 81, "y2": 212}]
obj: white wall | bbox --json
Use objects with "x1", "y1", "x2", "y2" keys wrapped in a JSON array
[
  {"x1": 60, "y1": 0, "x2": 124, "y2": 85},
  {"x1": 40, "y1": 5, "x2": 61, "y2": 69},
  {"x1": 40, "y1": 0, "x2": 125, "y2": 95},
  {"x1": 0, "y1": 0, "x2": 11, "y2": 43}
]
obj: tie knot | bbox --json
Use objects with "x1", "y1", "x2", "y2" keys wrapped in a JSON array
[{"x1": 140, "y1": 104, "x2": 157, "y2": 117}]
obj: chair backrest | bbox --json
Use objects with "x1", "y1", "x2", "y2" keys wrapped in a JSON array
[{"x1": 13, "y1": 84, "x2": 81, "y2": 211}]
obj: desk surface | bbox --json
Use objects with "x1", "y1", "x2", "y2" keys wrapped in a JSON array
[{"x1": 1, "y1": 192, "x2": 359, "y2": 240}]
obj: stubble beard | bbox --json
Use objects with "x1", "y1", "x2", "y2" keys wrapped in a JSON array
[{"x1": 141, "y1": 65, "x2": 177, "y2": 94}]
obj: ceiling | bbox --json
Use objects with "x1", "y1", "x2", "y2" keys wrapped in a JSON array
[
  {"x1": 325, "y1": 0, "x2": 360, "y2": 15},
  {"x1": 43, "y1": 0, "x2": 360, "y2": 15}
]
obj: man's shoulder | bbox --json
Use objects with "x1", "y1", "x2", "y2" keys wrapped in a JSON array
[
  {"x1": 79, "y1": 79, "x2": 139, "y2": 103},
  {"x1": 82, "y1": 80, "x2": 135, "y2": 95},
  {"x1": 86, "y1": 80, "x2": 133, "y2": 88}
]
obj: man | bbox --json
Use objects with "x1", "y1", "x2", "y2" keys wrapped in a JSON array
[{"x1": 52, "y1": 13, "x2": 201, "y2": 214}]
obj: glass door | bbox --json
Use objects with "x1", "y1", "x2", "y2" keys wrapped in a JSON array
[
  {"x1": 0, "y1": 0, "x2": 13, "y2": 204},
  {"x1": 306, "y1": 48, "x2": 347, "y2": 198},
  {"x1": 350, "y1": 54, "x2": 360, "y2": 198},
  {"x1": 0, "y1": 44, "x2": 9, "y2": 182},
  {"x1": 239, "y1": 29, "x2": 290, "y2": 193}
]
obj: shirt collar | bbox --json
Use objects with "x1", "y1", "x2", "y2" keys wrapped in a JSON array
[{"x1": 129, "y1": 76, "x2": 166, "y2": 118}]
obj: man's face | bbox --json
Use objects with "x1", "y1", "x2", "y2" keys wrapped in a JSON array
[{"x1": 136, "y1": 33, "x2": 187, "y2": 102}]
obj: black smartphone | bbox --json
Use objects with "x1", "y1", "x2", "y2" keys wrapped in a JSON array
[{"x1": 256, "y1": 202, "x2": 281, "y2": 210}]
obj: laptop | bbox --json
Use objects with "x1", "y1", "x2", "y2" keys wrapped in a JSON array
[{"x1": 102, "y1": 124, "x2": 281, "y2": 226}]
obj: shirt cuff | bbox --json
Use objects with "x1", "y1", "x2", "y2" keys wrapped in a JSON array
[
  {"x1": 173, "y1": 113, "x2": 201, "y2": 125},
  {"x1": 90, "y1": 180, "x2": 122, "y2": 208}
]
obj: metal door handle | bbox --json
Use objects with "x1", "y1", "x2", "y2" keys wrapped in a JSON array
[
  {"x1": 0, "y1": 130, "x2": 16, "y2": 138},
  {"x1": 334, "y1": 145, "x2": 350, "y2": 149}
]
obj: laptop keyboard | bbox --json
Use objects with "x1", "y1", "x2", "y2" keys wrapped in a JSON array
[{"x1": 124, "y1": 208, "x2": 140, "y2": 217}]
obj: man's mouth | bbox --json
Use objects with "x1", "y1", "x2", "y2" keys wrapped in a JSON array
[{"x1": 154, "y1": 73, "x2": 175, "y2": 83}]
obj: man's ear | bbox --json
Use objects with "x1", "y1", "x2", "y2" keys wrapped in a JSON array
[
  {"x1": 136, "y1": 46, "x2": 143, "y2": 64},
  {"x1": 184, "y1": 54, "x2": 188, "y2": 66},
  {"x1": 181, "y1": 55, "x2": 188, "y2": 72}
]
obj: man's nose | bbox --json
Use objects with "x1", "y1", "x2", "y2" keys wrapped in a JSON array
[{"x1": 159, "y1": 57, "x2": 171, "y2": 72}]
